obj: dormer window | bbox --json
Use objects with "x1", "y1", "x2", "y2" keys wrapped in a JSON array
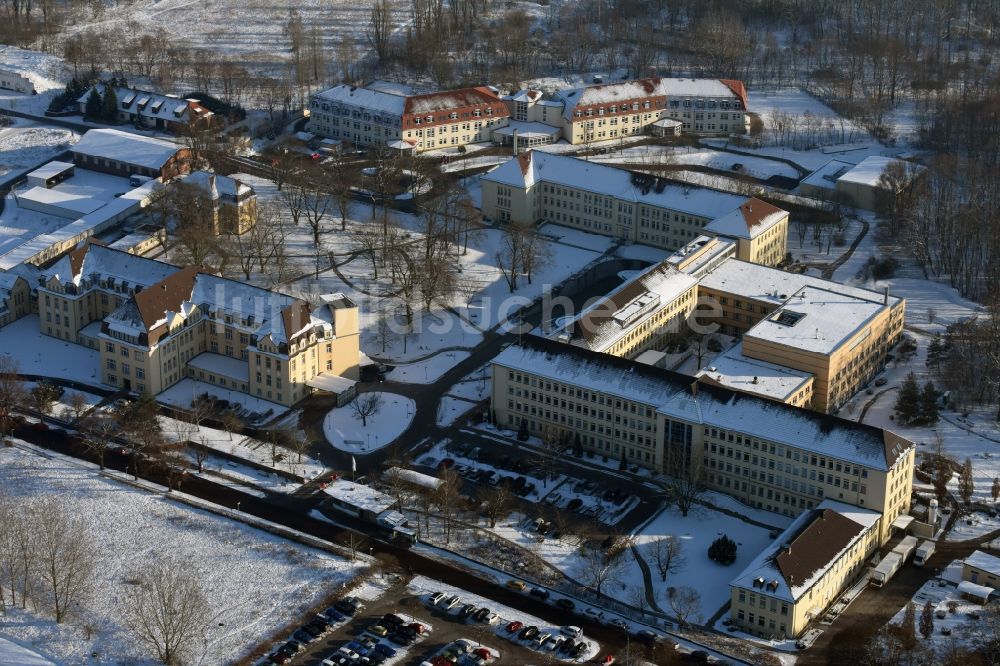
[{"x1": 425, "y1": 115, "x2": 432, "y2": 122}]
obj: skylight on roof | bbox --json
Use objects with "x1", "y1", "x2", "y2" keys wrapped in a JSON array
[{"x1": 772, "y1": 310, "x2": 805, "y2": 327}]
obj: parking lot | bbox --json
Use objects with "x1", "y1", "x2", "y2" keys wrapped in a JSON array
[{"x1": 279, "y1": 579, "x2": 581, "y2": 666}]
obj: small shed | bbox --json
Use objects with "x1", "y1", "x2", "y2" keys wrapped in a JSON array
[
  {"x1": 307, "y1": 373, "x2": 357, "y2": 406},
  {"x1": 651, "y1": 118, "x2": 683, "y2": 137},
  {"x1": 26, "y1": 161, "x2": 75, "y2": 189},
  {"x1": 957, "y1": 580, "x2": 994, "y2": 604}
]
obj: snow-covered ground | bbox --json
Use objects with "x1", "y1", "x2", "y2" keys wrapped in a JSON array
[
  {"x1": 588, "y1": 144, "x2": 799, "y2": 180},
  {"x1": 0, "y1": 637, "x2": 55, "y2": 666},
  {"x1": 387, "y1": 350, "x2": 470, "y2": 384},
  {"x1": 158, "y1": 414, "x2": 326, "y2": 481},
  {"x1": 0, "y1": 315, "x2": 100, "y2": 385},
  {"x1": 632, "y1": 503, "x2": 777, "y2": 620},
  {"x1": 0, "y1": 46, "x2": 67, "y2": 116},
  {"x1": 0, "y1": 444, "x2": 365, "y2": 665},
  {"x1": 881, "y1": 560, "x2": 983, "y2": 653},
  {"x1": 0, "y1": 120, "x2": 79, "y2": 178},
  {"x1": 322, "y1": 392, "x2": 415, "y2": 453},
  {"x1": 436, "y1": 395, "x2": 479, "y2": 427}
]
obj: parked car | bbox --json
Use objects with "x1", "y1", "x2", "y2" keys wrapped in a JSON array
[
  {"x1": 344, "y1": 640, "x2": 370, "y2": 657},
  {"x1": 460, "y1": 603, "x2": 478, "y2": 618},
  {"x1": 609, "y1": 618, "x2": 627, "y2": 629},
  {"x1": 555, "y1": 598, "x2": 576, "y2": 611},
  {"x1": 407, "y1": 622, "x2": 427, "y2": 635},
  {"x1": 473, "y1": 607, "x2": 492, "y2": 622},
  {"x1": 637, "y1": 629, "x2": 661, "y2": 645},
  {"x1": 559, "y1": 639, "x2": 577, "y2": 654},
  {"x1": 381, "y1": 613, "x2": 405, "y2": 628},
  {"x1": 323, "y1": 607, "x2": 347, "y2": 623},
  {"x1": 429, "y1": 591, "x2": 447, "y2": 605},
  {"x1": 534, "y1": 632, "x2": 552, "y2": 647},
  {"x1": 443, "y1": 594, "x2": 461, "y2": 609},
  {"x1": 560, "y1": 626, "x2": 583, "y2": 639},
  {"x1": 529, "y1": 587, "x2": 550, "y2": 600},
  {"x1": 506, "y1": 579, "x2": 526, "y2": 591},
  {"x1": 292, "y1": 629, "x2": 314, "y2": 644},
  {"x1": 875, "y1": 377, "x2": 888, "y2": 386},
  {"x1": 570, "y1": 641, "x2": 588, "y2": 658},
  {"x1": 506, "y1": 620, "x2": 524, "y2": 633},
  {"x1": 374, "y1": 644, "x2": 397, "y2": 658},
  {"x1": 519, "y1": 625, "x2": 539, "y2": 640},
  {"x1": 368, "y1": 624, "x2": 389, "y2": 637},
  {"x1": 336, "y1": 647, "x2": 360, "y2": 661},
  {"x1": 270, "y1": 653, "x2": 290, "y2": 665}
]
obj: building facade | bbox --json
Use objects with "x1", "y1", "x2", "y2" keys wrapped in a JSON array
[
  {"x1": 77, "y1": 85, "x2": 215, "y2": 133},
  {"x1": 183, "y1": 171, "x2": 258, "y2": 235},
  {"x1": 481, "y1": 152, "x2": 787, "y2": 258},
  {"x1": 492, "y1": 336, "x2": 914, "y2": 531},
  {"x1": 308, "y1": 84, "x2": 509, "y2": 153},
  {"x1": 39, "y1": 242, "x2": 360, "y2": 407},
  {"x1": 729, "y1": 501, "x2": 882, "y2": 638},
  {"x1": 71, "y1": 128, "x2": 192, "y2": 181}
]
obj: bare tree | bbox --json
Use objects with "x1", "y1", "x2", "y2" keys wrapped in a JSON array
[
  {"x1": 0, "y1": 492, "x2": 32, "y2": 611},
  {"x1": 366, "y1": 0, "x2": 394, "y2": 64},
  {"x1": 79, "y1": 413, "x2": 118, "y2": 470},
  {"x1": 0, "y1": 355, "x2": 26, "y2": 443},
  {"x1": 578, "y1": 537, "x2": 628, "y2": 597},
  {"x1": 480, "y1": 480, "x2": 513, "y2": 528},
  {"x1": 351, "y1": 392, "x2": 384, "y2": 428},
  {"x1": 121, "y1": 560, "x2": 213, "y2": 665},
  {"x1": 667, "y1": 585, "x2": 702, "y2": 628},
  {"x1": 646, "y1": 535, "x2": 685, "y2": 583},
  {"x1": 34, "y1": 500, "x2": 94, "y2": 623},
  {"x1": 434, "y1": 469, "x2": 463, "y2": 544},
  {"x1": 29, "y1": 383, "x2": 60, "y2": 416},
  {"x1": 664, "y1": 441, "x2": 705, "y2": 517},
  {"x1": 65, "y1": 392, "x2": 90, "y2": 423},
  {"x1": 299, "y1": 166, "x2": 334, "y2": 247}
]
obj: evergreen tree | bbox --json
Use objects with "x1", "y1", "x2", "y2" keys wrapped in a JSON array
[
  {"x1": 101, "y1": 84, "x2": 119, "y2": 122},
  {"x1": 84, "y1": 87, "x2": 102, "y2": 119},
  {"x1": 894, "y1": 372, "x2": 921, "y2": 424},
  {"x1": 919, "y1": 381, "x2": 940, "y2": 424},
  {"x1": 708, "y1": 534, "x2": 738, "y2": 565},
  {"x1": 959, "y1": 457, "x2": 975, "y2": 504},
  {"x1": 898, "y1": 602, "x2": 917, "y2": 650},
  {"x1": 919, "y1": 599, "x2": 934, "y2": 640}
]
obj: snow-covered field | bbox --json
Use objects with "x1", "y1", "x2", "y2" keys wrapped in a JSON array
[
  {"x1": 0, "y1": 316, "x2": 100, "y2": 384},
  {"x1": 322, "y1": 392, "x2": 415, "y2": 452},
  {"x1": 388, "y1": 350, "x2": 470, "y2": 384},
  {"x1": 0, "y1": 444, "x2": 365, "y2": 665},
  {"x1": 157, "y1": 377, "x2": 289, "y2": 424},
  {"x1": 0, "y1": 46, "x2": 67, "y2": 116},
  {"x1": 589, "y1": 144, "x2": 799, "y2": 180},
  {"x1": 436, "y1": 395, "x2": 479, "y2": 427},
  {"x1": 0, "y1": 120, "x2": 79, "y2": 178}
]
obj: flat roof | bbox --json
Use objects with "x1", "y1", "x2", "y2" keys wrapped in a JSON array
[
  {"x1": 743, "y1": 285, "x2": 887, "y2": 356},
  {"x1": 495, "y1": 335, "x2": 913, "y2": 471},
  {"x1": 27, "y1": 160, "x2": 75, "y2": 180},
  {"x1": 322, "y1": 479, "x2": 395, "y2": 514},
  {"x1": 17, "y1": 186, "x2": 105, "y2": 215},
  {"x1": 666, "y1": 236, "x2": 736, "y2": 276},
  {"x1": 187, "y1": 352, "x2": 250, "y2": 382},
  {"x1": 965, "y1": 550, "x2": 1000, "y2": 578},
  {"x1": 698, "y1": 342, "x2": 813, "y2": 402},
  {"x1": 306, "y1": 373, "x2": 356, "y2": 394},
  {"x1": 698, "y1": 259, "x2": 902, "y2": 309},
  {"x1": 492, "y1": 121, "x2": 561, "y2": 138},
  {"x1": 799, "y1": 159, "x2": 854, "y2": 191},
  {"x1": 837, "y1": 156, "x2": 906, "y2": 188}
]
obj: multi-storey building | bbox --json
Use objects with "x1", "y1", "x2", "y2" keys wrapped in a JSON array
[
  {"x1": 729, "y1": 500, "x2": 882, "y2": 638},
  {"x1": 492, "y1": 338, "x2": 915, "y2": 640},
  {"x1": 0, "y1": 271, "x2": 31, "y2": 328},
  {"x1": 307, "y1": 84, "x2": 509, "y2": 153},
  {"x1": 70, "y1": 128, "x2": 192, "y2": 181},
  {"x1": 697, "y1": 260, "x2": 906, "y2": 412},
  {"x1": 492, "y1": 335, "x2": 913, "y2": 533},
  {"x1": 553, "y1": 77, "x2": 749, "y2": 143},
  {"x1": 481, "y1": 152, "x2": 788, "y2": 262},
  {"x1": 38, "y1": 242, "x2": 360, "y2": 407},
  {"x1": 548, "y1": 261, "x2": 698, "y2": 358}
]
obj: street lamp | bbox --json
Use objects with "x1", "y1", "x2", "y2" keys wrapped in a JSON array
[{"x1": 236, "y1": 501, "x2": 241, "y2": 513}]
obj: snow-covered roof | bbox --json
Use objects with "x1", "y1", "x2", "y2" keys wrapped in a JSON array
[
  {"x1": 383, "y1": 467, "x2": 442, "y2": 491},
  {"x1": 742, "y1": 285, "x2": 887, "y2": 356},
  {"x1": 555, "y1": 77, "x2": 748, "y2": 119},
  {"x1": 697, "y1": 342, "x2": 813, "y2": 403},
  {"x1": 799, "y1": 159, "x2": 854, "y2": 192},
  {"x1": 404, "y1": 87, "x2": 504, "y2": 116},
  {"x1": 665, "y1": 235, "x2": 736, "y2": 277},
  {"x1": 313, "y1": 84, "x2": 406, "y2": 117},
  {"x1": 26, "y1": 160, "x2": 74, "y2": 181},
  {"x1": 187, "y1": 352, "x2": 250, "y2": 382},
  {"x1": 483, "y1": 151, "x2": 746, "y2": 219},
  {"x1": 957, "y1": 580, "x2": 994, "y2": 600},
  {"x1": 504, "y1": 89, "x2": 542, "y2": 103},
  {"x1": 837, "y1": 156, "x2": 910, "y2": 188},
  {"x1": 17, "y1": 186, "x2": 105, "y2": 216},
  {"x1": 730, "y1": 499, "x2": 881, "y2": 602},
  {"x1": 965, "y1": 550, "x2": 1000, "y2": 578},
  {"x1": 652, "y1": 117, "x2": 683, "y2": 128},
  {"x1": 77, "y1": 85, "x2": 212, "y2": 125},
  {"x1": 492, "y1": 121, "x2": 561, "y2": 138},
  {"x1": 45, "y1": 241, "x2": 177, "y2": 289},
  {"x1": 698, "y1": 259, "x2": 902, "y2": 309},
  {"x1": 495, "y1": 335, "x2": 913, "y2": 471},
  {"x1": 705, "y1": 198, "x2": 788, "y2": 241},
  {"x1": 322, "y1": 479, "x2": 395, "y2": 514},
  {"x1": 72, "y1": 129, "x2": 180, "y2": 171},
  {"x1": 183, "y1": 171, "x2": 253, "y2": 198},
  {"x1": 306, "y1": 373, "x2": 356, "y2": 394},
  {"x1": 551, "y1": 261, "x2": 697, "y2": 352}
]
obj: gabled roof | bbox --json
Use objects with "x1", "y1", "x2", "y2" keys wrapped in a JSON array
[
  {"x1": 775, "y1": 508, "x2": 868, "y2": 588},
  {"x1": 404, "y1": 86, "x2": 504, "y2": 116},
  {"x1": 705, "y1": 198, "x2": 787, "y2": 240},
  {"x1": 134, "y1": 265, "x2": 202, "y2": 332},
  {"x1": 964, "y1": 550, "x2": 1000, "y2": 577},
  {"x1": 555, "y1": 77, "x2": 749, "y2": 119}
]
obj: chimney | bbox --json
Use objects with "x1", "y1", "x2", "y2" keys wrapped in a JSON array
[
  {"x1": 752, "y1": 376, "x2": 759, "y2": 385},
  {"x1": 883, "y1": 285, "x2": 889, "y2": 305},
  {"x1": 690, "y1": 380, "x2": 698, "y2": 397}
]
